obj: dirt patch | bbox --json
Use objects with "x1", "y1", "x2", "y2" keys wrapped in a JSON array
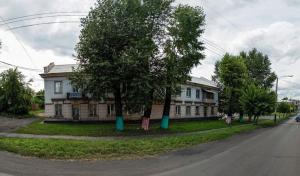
[{"x1": 0, "y1": 117, "x2": 36, "y2": 132}]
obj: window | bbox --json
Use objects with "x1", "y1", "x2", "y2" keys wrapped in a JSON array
[
  {"x1": 186, "y1": 88, "x2": 191, "y2": 98},
  {"x1": 73, "y1": 87, "x2": 79, "y2": 93},
  {"x1": 204, "y1": 106, "x2": 208, "y2": 117},
  {"x1": 72, "y1": 104, "x2": 80, "y2": 120},
  {"x1": 186, "y1": 106, "x2": 191, "y2": 116},
  {"x1": 196, "y1": 89, "x2": 200, "y2": 99},
  {"x1": 195, "y1": 106, "x2": 200, "y2": 115},
  {"x1": 54, "y1": 81, "x2": 63, "y2": 94},
  {"x1": 176, "y1": 105, "x2": 181, "y2": 115},
  {"x1": 107, "y1": 104, "x2": 115, "y2": 116},
  {"x1": 89, "y1": 104, "x2": 97, "y2": 117},
  {"x1": 55, "y1": 104, "x2": 62, "y2": 117},
  {"x1": 211, "y1": 106, "x2": 214, "y2": 116}
]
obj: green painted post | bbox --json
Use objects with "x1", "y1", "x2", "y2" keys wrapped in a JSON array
[
  {"x1": 116, "y1": 116, "x2": 124, "y2": 131},
  {"x1": 161, "y1": 115, "x2": 169, "y2": 129},
  {"x1": 239, "y1": 115, "x2": 244, "y2": 123}
]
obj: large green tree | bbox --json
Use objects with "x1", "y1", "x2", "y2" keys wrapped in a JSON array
[
  {"x1": 0, "y1": 68, "x2": 33, "y2": 114},
  {"x1": 72, "y1": 0, "x2": 172, "y2": 131},
  {"x1": 240, "y1": 84, "x2": 276, "y2": 124},
  {"x1": 160, "y1": 5, "x2": 206, "y2": 129},
  {"x1": 217, "y1": 54, "x2": 248, "y2": 118},
  {"x1": 240, "y1": 48, "x2": 277, "y2": 89},
  {"x1": 120, "y1": 0, "x2": 173, "y2": 130}
]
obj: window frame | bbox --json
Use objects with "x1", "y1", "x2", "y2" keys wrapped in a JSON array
[
  {"x1": 107, "y1": 104, "x2": 115, "y2": 116},
  {"x1": 211, "y1": 106, "x2": 214, "y2": 116},
  {"x1": 186, "y1": 88, "x2": 191, "y2": 98},
  {"x1": 196, "y1": 89, "x2": 200, "y2": 99},
  {"x1": 55, "y1": 104, "x2": 63, "y2": 117},
  {"x1": 175, "y1": 105, "x2": 181, "y2": 115},
  {"x1": 89, "y1": 104, "x2": 97, "y2": 117},
  {"x1": 186, "y1": 106, "x2": 191, "y2": 116},
  {"x1": 54, "y1": 81, "x2": 63, "y2": 94},
  {"x1": 195, "y1": 106, "x2": 200, "y2": 115}
]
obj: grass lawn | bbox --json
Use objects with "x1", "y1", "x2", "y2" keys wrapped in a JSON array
[
  {"x1": 0, "y1": 124, "x2": 259, "y2": 160},
  {"x1": 15, "y1": 119, "x2": 245, "y2": 137}
]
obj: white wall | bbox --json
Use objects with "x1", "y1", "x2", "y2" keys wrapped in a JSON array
[
  {"x1": 175, "y1": 85, "x2": 218, "y2": 103},
  {"x1": 44, "y1": 77, "x2": 73, "y2": 104}
]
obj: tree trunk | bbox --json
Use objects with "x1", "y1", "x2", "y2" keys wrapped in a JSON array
[
  {"x1": 161, "y1": 87, "x2": 171, "y2": 129},
  {"x1": 239, "y1": 112, "x2": 244, "y2": 123},
  {"x1": 254, "y1": 116, "x2": 259, "y2": 125},
  {"x1": 141, "y1": 89, "x2": 154, "y2": 131},
  {"x1": 248, "y1": 116, "x2": 252, "y2": 122},
  {"x1": 227, "y1": 89, "x2": 233, "y2": 119},
  {"x1": 114, "y1": 84, "x2": 124, "y2": 131}
]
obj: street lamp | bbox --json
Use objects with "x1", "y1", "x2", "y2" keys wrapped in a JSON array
[{"x1": 274, "y1": 75, "x2": 294, "y2": 123}]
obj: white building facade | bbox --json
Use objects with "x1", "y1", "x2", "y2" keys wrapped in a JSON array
[{"x1": 41, "y1": 63, "x2": 219, "y2": 121}]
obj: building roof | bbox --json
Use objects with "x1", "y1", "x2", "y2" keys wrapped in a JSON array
[
  {"x1": 189, "y1": 76, "x2": 218, "y2": 88},
  {"x1": 42, "y1": 63, "x2": 218, "y2": 88},
  {"x1": 48, "y1": 64, "x2": 78, "y2": 74}
]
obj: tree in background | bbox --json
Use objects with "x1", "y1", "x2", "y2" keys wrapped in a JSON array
[
  {"x1": 277, "y1": 102, "x2": 291, "y2": 116},
  {"x1": 160, "y1": 5, "x2": 206, "y2": 129},
  {"x1": 217, "y1": 54, "x2": 248, "y2": 119},
  {"x1": 240, "y1": 48, "x2": 277, "y2": 89},
  {"x1": 0, "y1": 68, "x2": 33, "y2": 115},
  {"x1": 212, "y1": 60, "x2": 226, "y2": 114},
  {"x1": 240, "y1": 84, "x2": 276, "y2": 124},
  {"x1": 32, "y1": 90, "x2": 45, "y2": 110}
]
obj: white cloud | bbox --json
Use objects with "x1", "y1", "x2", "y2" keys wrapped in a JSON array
[{"x1": 0, "y1": 0, "x2": 300, "y2": 100}]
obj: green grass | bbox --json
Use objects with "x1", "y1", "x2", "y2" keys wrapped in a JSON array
[
  {"x1": 15, "y1": 119, "x2": 244, "y2": 137},
  {"x1": 0, "y1": 124, "x2": 258, "y2": 160}
]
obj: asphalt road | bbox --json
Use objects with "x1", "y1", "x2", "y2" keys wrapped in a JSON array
[{"x1": 0, "y1": 117, "x2": 300, "y2": 176}]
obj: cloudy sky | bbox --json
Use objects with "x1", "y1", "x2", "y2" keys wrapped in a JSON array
[{"x1": 0, "y1": 0, "x2": 299, "y2": 99}]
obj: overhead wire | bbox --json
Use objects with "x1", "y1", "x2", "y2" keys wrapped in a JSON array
[
  {"x1": 0, "y1": 14, "x2": 85, "y2": 26},
  {"x1": 0, "y1": 16, "x2": 38, "y2": 69}
]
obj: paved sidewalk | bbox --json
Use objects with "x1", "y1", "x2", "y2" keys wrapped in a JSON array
[{"x1": 0, "y1": 124, "x2": 252, "y2": 141}]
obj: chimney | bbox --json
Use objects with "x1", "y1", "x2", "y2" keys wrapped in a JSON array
[{"x1": 44, "y1": 62, "x2": 55, "y2": 73}]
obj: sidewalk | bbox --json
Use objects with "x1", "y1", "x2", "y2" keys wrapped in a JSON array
[{"x1": 0, "y1": 124, "x2": 252, "y2": 141}]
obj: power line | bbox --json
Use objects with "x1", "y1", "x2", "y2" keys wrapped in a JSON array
[
  {"x1": 203, "y1": 37, "x2": 227, "y2": 53},
  {"x1": 0, "y1": 14, "x2": 85, "y2": 26},
  {"x1": 205, "y1": 47, "x2": 224, "y2": 57},
  {"x1": 0, "y1": 16, "x2": 38, "y2": 69},
  {"x1": 204, "y1": 41, "x2": 226, "y2": 55},
  {"x1": 0, "y1": 60, "x2": 42, "y2": 72},
  {"x1": 1, "y1": 12, "x2": 88, "y2": 22},
  {"x1": 6, "y1": 21, "x2": 81, "y2": 31}
]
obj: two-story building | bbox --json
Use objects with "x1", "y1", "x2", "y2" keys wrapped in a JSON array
[{"x1": 40, "y1": 63, "x2": 219, "y2": 121}]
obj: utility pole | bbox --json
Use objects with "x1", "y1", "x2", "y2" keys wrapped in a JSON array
[
  {"x1": 274, "y1": 75, "x2": 293, "y2": 123},
  {"x1": 274, "y1": 77, "x2": 278, "y2": 123}
]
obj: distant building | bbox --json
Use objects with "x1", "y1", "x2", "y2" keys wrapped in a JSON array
[
  {"x1": 40, "y1": 63, "x2": 219, "y2": 121},
  {"x1": 287, "y1": 99, "x2": 300, "y2": 110}
]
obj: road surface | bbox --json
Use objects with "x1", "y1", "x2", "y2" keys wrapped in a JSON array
[{"x1": 0, "y1": 118, "x2": 300, "y2": 176}]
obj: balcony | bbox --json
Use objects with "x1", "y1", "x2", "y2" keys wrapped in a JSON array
[
  {"x1": 67, "y1": 92, "x2": 82, "y2": 99},
  {"x1": 203, "y1": 98, "x2": 215, "y2": 104}
]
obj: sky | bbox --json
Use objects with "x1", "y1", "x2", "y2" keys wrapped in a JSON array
[{"x1": 0, "y1": 0, "x2": 299, "y2": 99}]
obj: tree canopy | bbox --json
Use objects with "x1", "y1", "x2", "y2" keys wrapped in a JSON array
[
  {"x1": 240, "y1": 48, "x2": 277, "y2": 89},
  {"x1": 0, "y1": 68, "x2": 33, "y2": 114},
  {"x1": 240, "y1": 84, "x2": 276, "y2": 123}
]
